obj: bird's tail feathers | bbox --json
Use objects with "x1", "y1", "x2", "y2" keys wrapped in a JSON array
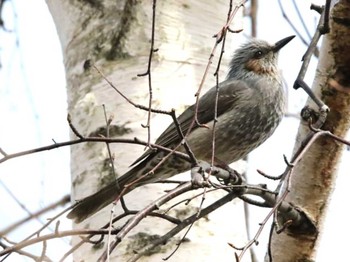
[{"x1": 67, "y1": 168, "x2": 140, "y2": 223}]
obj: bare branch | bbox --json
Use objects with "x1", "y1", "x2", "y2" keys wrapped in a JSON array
[{"x1": 0, "y1": 195, "x2": 70, "y2": 236}]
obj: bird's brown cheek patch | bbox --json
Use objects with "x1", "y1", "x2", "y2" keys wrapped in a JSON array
[{"x1": 245, "y1": 59, "x2": 275, "y2": 75}]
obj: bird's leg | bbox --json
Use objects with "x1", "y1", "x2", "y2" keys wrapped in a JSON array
[
  {"x1": 190, "y1": 160, "x2": 243, "y2": 188},
  {"x1": 190, "y1": 164, "x2": 208, "y2": 188}
]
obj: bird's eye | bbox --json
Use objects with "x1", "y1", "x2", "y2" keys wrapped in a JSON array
[{"x1": 254, "y1": 50, "x2": 263, "y2": 58}]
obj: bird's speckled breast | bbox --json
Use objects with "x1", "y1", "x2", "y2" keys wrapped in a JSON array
[{"x1": 187, "y1": 75, "x2": 285, "y2": 164}]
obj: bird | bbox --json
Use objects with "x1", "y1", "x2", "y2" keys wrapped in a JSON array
[{"x1": 67, "y1": 35, "x2": 295, "y2": 223}]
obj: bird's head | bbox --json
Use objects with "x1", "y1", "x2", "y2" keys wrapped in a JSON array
[{"x1": 227, "y1": 35, "x2": 295, "y2": 79}]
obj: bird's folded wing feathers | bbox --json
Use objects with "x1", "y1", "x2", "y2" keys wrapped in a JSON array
[{"x1": 131, "y1": 79, "x2": 251, "y2": 166}]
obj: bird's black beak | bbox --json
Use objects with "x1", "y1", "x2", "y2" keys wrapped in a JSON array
[{"x1": 272, "y1": 35, "x2": 295, "y2": 52}]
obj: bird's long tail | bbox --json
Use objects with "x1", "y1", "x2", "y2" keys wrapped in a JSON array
[
  {"x1": 67, "y1": 150, "x2": 181, "y2": 223},
  {"x1": 67, "y1": 165, "x2": 145, "y2": 223}
]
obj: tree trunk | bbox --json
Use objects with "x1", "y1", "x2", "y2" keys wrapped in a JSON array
[
  {"x1": 269, "y1": 0, "x2": 350, "y2": 261},
  {"x1": 47, "y1": 0, "x2": 247, "y2": 261}
]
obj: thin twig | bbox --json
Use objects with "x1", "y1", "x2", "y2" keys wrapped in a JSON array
[
  {"x1": 293, "y1": 5, "x2": 329, "y2": 111},
  {"x1": 169, "y1": 109, "x2": 198, "y2": 165},
  {"x1": 278, "y1": 0, "x2": 310, "y2": 48},
  {"x1": 249, "y1": 0, "x2": 257, "y2": 37},
  {"x1": 0, "y1": 135, "x2": 191, "y2": 164},
  {"x1": 67, "y1": 113, "x2": 84, "y2": 138},
  {"x1": 92, "y1": 64, "x2": 171, "y2": 116},
  {"x1": 0, "y1": 227, "x2": 121, "y2": 257},
  {"x1": 0, "y1": 195, "x2": 70, "y2": 236},
  {"x1": 0, "y1": 240, "x2": 52, "y2": 262},
  {"x1": 137, "y1": 0, "x2": 158, "y2": 148},
  {"x1": 292, "y1": 0, "x2": 312, "y2": 40}
]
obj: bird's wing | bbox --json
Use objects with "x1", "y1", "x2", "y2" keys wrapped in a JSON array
[{"x1": 131, "y1": 79, "x2": 251, "y2": 166}]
